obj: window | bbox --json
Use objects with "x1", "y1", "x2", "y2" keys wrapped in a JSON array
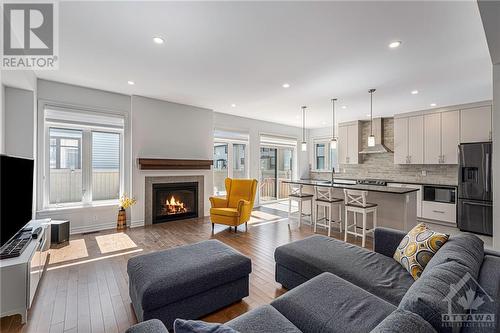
[
  {"x1": 313, "y1": 139, "x2": 338, "y2": 171},
  {"x1": 43, "y1": 107, "x2": 124, "y2": 208},
  {"x1": 315, "y1": 143, "x2": 326, "y2": 170},
  {"x1": 213, "y1": 141, "x2": 248, "y2": 195}
]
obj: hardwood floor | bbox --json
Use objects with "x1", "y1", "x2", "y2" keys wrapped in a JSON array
[{"x1": 0, "y1": 206, "x2": 373, "y2": 333}]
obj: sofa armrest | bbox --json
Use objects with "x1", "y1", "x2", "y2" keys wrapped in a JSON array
[
  {"x1": 209, "y1": 196, "x2": 228, "y2": 208},
  {"x1": 374, "y1": 227, "x2": 406, "y2": 258},
  {"x1": 125, "y1": 319, "x2": 169, "y2": 333}
]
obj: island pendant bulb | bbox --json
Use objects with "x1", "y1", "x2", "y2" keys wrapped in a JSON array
[
  {"x1": 330, "y1": 138, "x2": 337, "y2": 149},
  {"x1": 368, "y1": 135, "x2": 376, "y2": 147},
  {"x1": 301, "y1": 141, "x2": 307, "y2": 152}
]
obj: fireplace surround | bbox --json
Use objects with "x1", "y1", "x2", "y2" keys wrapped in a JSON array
[{"x1": 145, "y1": 176, "x2": 204, "y2": 225}]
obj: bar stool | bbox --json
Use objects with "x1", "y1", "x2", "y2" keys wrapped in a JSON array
[
  {"x1": 314, "y1": 186, "x2": 343, "y2": 237},
  {"x1": 343, "y1": 189, "x2": 377, "y2": 248},
  {"x1": 288, "y1": 183, "x2": 314, "y2": 227}
]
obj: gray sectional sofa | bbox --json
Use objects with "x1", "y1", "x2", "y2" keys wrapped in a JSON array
[{"x1": 127, "y1": 227, "x2": 500, "y2": 333}]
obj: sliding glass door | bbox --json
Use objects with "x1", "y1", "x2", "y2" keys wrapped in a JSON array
[{"x1": 259, "y1": 146, "x2": 294, "y2": 203}]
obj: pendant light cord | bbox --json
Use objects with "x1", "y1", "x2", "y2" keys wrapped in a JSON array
[
  {"x1": 331, "y1": 98, "x2": 337, "y2": 139},
  {"x1": 302, "y1": 106, "x2": 306, "y2": 142},
  {"x1": 368, "y1": 89, "x2": 376, "y2": 136}
]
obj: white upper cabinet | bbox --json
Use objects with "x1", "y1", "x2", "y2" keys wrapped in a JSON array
[
  {"x1": 424, "y1": 113, "x2": 441, "y2": 164},
  {"x1": 460, "y1": 106, "x2": 492, "y2": 143},
  {"x1": 394, "y1": 116, "x2": 423, "y2": 164},
  {"x1": 441, "y1": 111, "x2": 459, "y2": 164},
  {"x1": 338, "y1": 122, "x2": 360, "y2": 164},
  {"x1": 423, "y1": 111, "x2": 459, "y2": 164},
  {"x1": 338, "y1": 125, "x2": 348, "y2": 164},
  {"x1": 394, "y1": 117, "x2": 408, "y2": 164},
  {"x1": 408, "y1": 116, "x2": 424, "y2": 164}
]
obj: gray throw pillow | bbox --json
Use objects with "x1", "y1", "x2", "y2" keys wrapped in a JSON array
[{"x1": 173, "y1": 319, "x2": 239, "y2": 333}]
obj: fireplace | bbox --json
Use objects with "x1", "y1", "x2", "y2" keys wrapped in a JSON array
[{"x1": 152, "y1": 182, "x2": 198, "y2": 224}]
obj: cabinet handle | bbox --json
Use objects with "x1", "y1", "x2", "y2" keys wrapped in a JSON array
[{"x1": 432, "y1": 210, "x2": 445, "y2": 214}]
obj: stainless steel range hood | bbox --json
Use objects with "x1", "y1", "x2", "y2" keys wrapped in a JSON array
[{"x1": 359, "y1": 118, "x2": 392, "y2": 154}]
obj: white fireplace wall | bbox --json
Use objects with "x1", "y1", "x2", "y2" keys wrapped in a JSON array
[{"x1": 130, "y1": 95, "x2": 214, "y2": 226}]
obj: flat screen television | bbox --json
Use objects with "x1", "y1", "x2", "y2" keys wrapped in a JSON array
[{"x1": 0, "y1": 155, "x2": 34, "y2": 247}]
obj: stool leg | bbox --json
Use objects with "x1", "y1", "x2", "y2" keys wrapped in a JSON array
[
  {"x1": 373, "y1": 209, "x2": 378, "y2": 231},
  {"x1": 298, "y1": 201, "x2": 302, "y2": 227},
  {"x1": 338, "y1": 204, "x2": 342, "y2": 233},
  {"x1": 353, "y1": 212, "x2": 357, "y2": 239},
  {"x1": 313, "y1": 203, "x2": 318, "y2": 233},
  {"x1": 344, "y1": 209, "x2": 348, "y2": 242},
  {"x1": 328, "y1": 206, "x2": 332, "y2": 237},
  {"x1": 311, "y1": 200, "x2": 314, "y2": 227},
  {"x1": 288, "y1": 198, "x2": 292, "y2": 225},
  {"x1": 362, "y1": 212, "x2": 367, "y2": 248}
]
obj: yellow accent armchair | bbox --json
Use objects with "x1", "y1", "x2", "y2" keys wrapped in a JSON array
[{"x1": 209, "y1": 178, "x2": 258, "y2": 232}]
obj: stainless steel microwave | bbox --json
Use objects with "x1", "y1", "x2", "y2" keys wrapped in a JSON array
[{"x1": 423, "y1": 185, "x2": 456, "y2": 204}]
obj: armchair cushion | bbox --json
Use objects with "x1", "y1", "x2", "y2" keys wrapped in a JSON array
[{"x1": 210, "y1": 208, "x2": 240, "y2": 217}]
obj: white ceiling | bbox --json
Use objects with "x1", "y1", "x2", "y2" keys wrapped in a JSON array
[{"x1": 22, "y1": 1, "x2": 493, "y2": 128}]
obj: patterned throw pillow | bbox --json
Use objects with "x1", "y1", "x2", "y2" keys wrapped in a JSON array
[{"x1": 393, "y1": 223, "x2": 449, "y2": 280}]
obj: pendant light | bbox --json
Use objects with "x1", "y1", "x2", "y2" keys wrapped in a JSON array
[
  {"x1": 330, "y1": 98, "x2": 338, "y2": 149},
  {"x1": 368, "y1": 89, "x2": 376, "y2": 147},
  {"x1": 301, "y1": 106, "x2": 307, "y2": 151}
]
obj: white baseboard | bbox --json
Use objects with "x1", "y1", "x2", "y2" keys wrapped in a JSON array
[{"x1": 130, "y1": 220, "x2": 144, "y2": 228}]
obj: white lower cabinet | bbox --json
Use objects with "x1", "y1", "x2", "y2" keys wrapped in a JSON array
[{"x1": 422, "y1": 201, "x2": 456, "y2": 224}]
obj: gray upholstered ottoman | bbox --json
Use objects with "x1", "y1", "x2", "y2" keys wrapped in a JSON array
[{"x1": 127, "y1": 240, "x2": 251, "y2": 330}]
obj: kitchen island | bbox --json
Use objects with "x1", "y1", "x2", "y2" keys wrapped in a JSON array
[{"x1": 283, "y1": 179, "x2": 419, "y2": 233}]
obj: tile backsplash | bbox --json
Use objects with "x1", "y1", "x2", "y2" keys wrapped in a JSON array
[{"x1": 310, "y1": 118, "x2": 458, "y2": 185}]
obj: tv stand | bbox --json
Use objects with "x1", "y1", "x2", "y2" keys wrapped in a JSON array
[{"x1": 0, "y1": 219, "x2": 51, "y2": 323}]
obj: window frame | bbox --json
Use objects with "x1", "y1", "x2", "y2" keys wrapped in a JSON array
[
  {"x1": 312, "y1": 138, "x2": 338, "y2": 171},
  {"x1": 43, "y1": 122, "x2": 124, "y2": 209},
  {"x1": 212, "y1": 138, "x2": 249, "y2": 195}
]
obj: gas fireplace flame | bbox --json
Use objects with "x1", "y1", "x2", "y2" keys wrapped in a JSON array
[{"x1": 164, "y1": 195, "x2": 188, "y2": 215}]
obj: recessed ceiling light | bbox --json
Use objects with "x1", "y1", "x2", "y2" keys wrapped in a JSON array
[
  {"x1": 321, "y1": 121, "x2": 326, "y2": 125},
  {"x1": 411, "y1": 90, "x2": 419, "y2": 95},
  {"x1": 341, "y1": 105, "x2": 347, "y2": 109},
  {"x1": 366, "y1": 114, "x2": 371, "y2": 117},
  {"x1": 127, "y1": 80, "x2": 135, "y2": 85},
  {"x1": 295, "y1": 115, "x2": 300, "y2": 119},
  {"x1": 430, "y1": 103, "x2": 437, "y2": 107},
  {"x1": 389, "y1": 41, "x2": 402, "y2": 48},
  {"x1": 282, "y1": 83, "x2": 290, "y2": 88},
  {"x1": 231, "y1": 103, "x2": 236, "y2": 108},
  {"x1": 153, "y1": 37, "x2": 165, "y2": 44}
]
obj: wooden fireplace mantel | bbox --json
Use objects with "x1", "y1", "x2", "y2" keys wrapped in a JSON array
[{"x1": 137, "y1": 158, "x2": 213, "y2": 170}]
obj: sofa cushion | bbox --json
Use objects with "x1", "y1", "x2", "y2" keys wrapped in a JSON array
[
  {"x1": 125, "y1": 319, "x2": 169, "y2": 333},
  {"x1": 398, "y1": 233, "x2": 484, "y2": 332},
  {"x1": 271, "y1": 272, "x2": 396, "y2": 333},
  {"x1": 393, "y1": 223, "x2": 449, "y2": 280},
  {"x1": 226, "y1": 305, "x2": 302, "y2": 333},
  {"x1": 370, "y1": 309, "x2": 436, "y2": 333},
  {"x1": 173, "y1": 319, "x2": 237, "y2": 333},
  {"x1": 127, "y1": 240, "x2": 251, "y2": 311},
  {"x1": 274, "y1": 235, "x2": 414, "y2": 305}
]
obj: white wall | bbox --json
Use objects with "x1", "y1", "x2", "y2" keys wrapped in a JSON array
[
  {"x1": 493, "y1": 64, "x2": 500, "y2": 250},
  {"x1": 4, "y1": 87, "x2": 35, "y2": 158},
  {"x1": 130, "y1": 96, "x2": 214, "y2": 225},
  {"x1": 36, "y1": 80, "x2": 132, "y2": 234},
  {"x1": 213, "y1": 112, "x2": 309, "y2": 203}
]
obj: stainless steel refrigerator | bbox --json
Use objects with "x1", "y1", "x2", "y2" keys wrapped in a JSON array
[{"x1": 458, "y1": 142, "x2": 492, "y2": 235}]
